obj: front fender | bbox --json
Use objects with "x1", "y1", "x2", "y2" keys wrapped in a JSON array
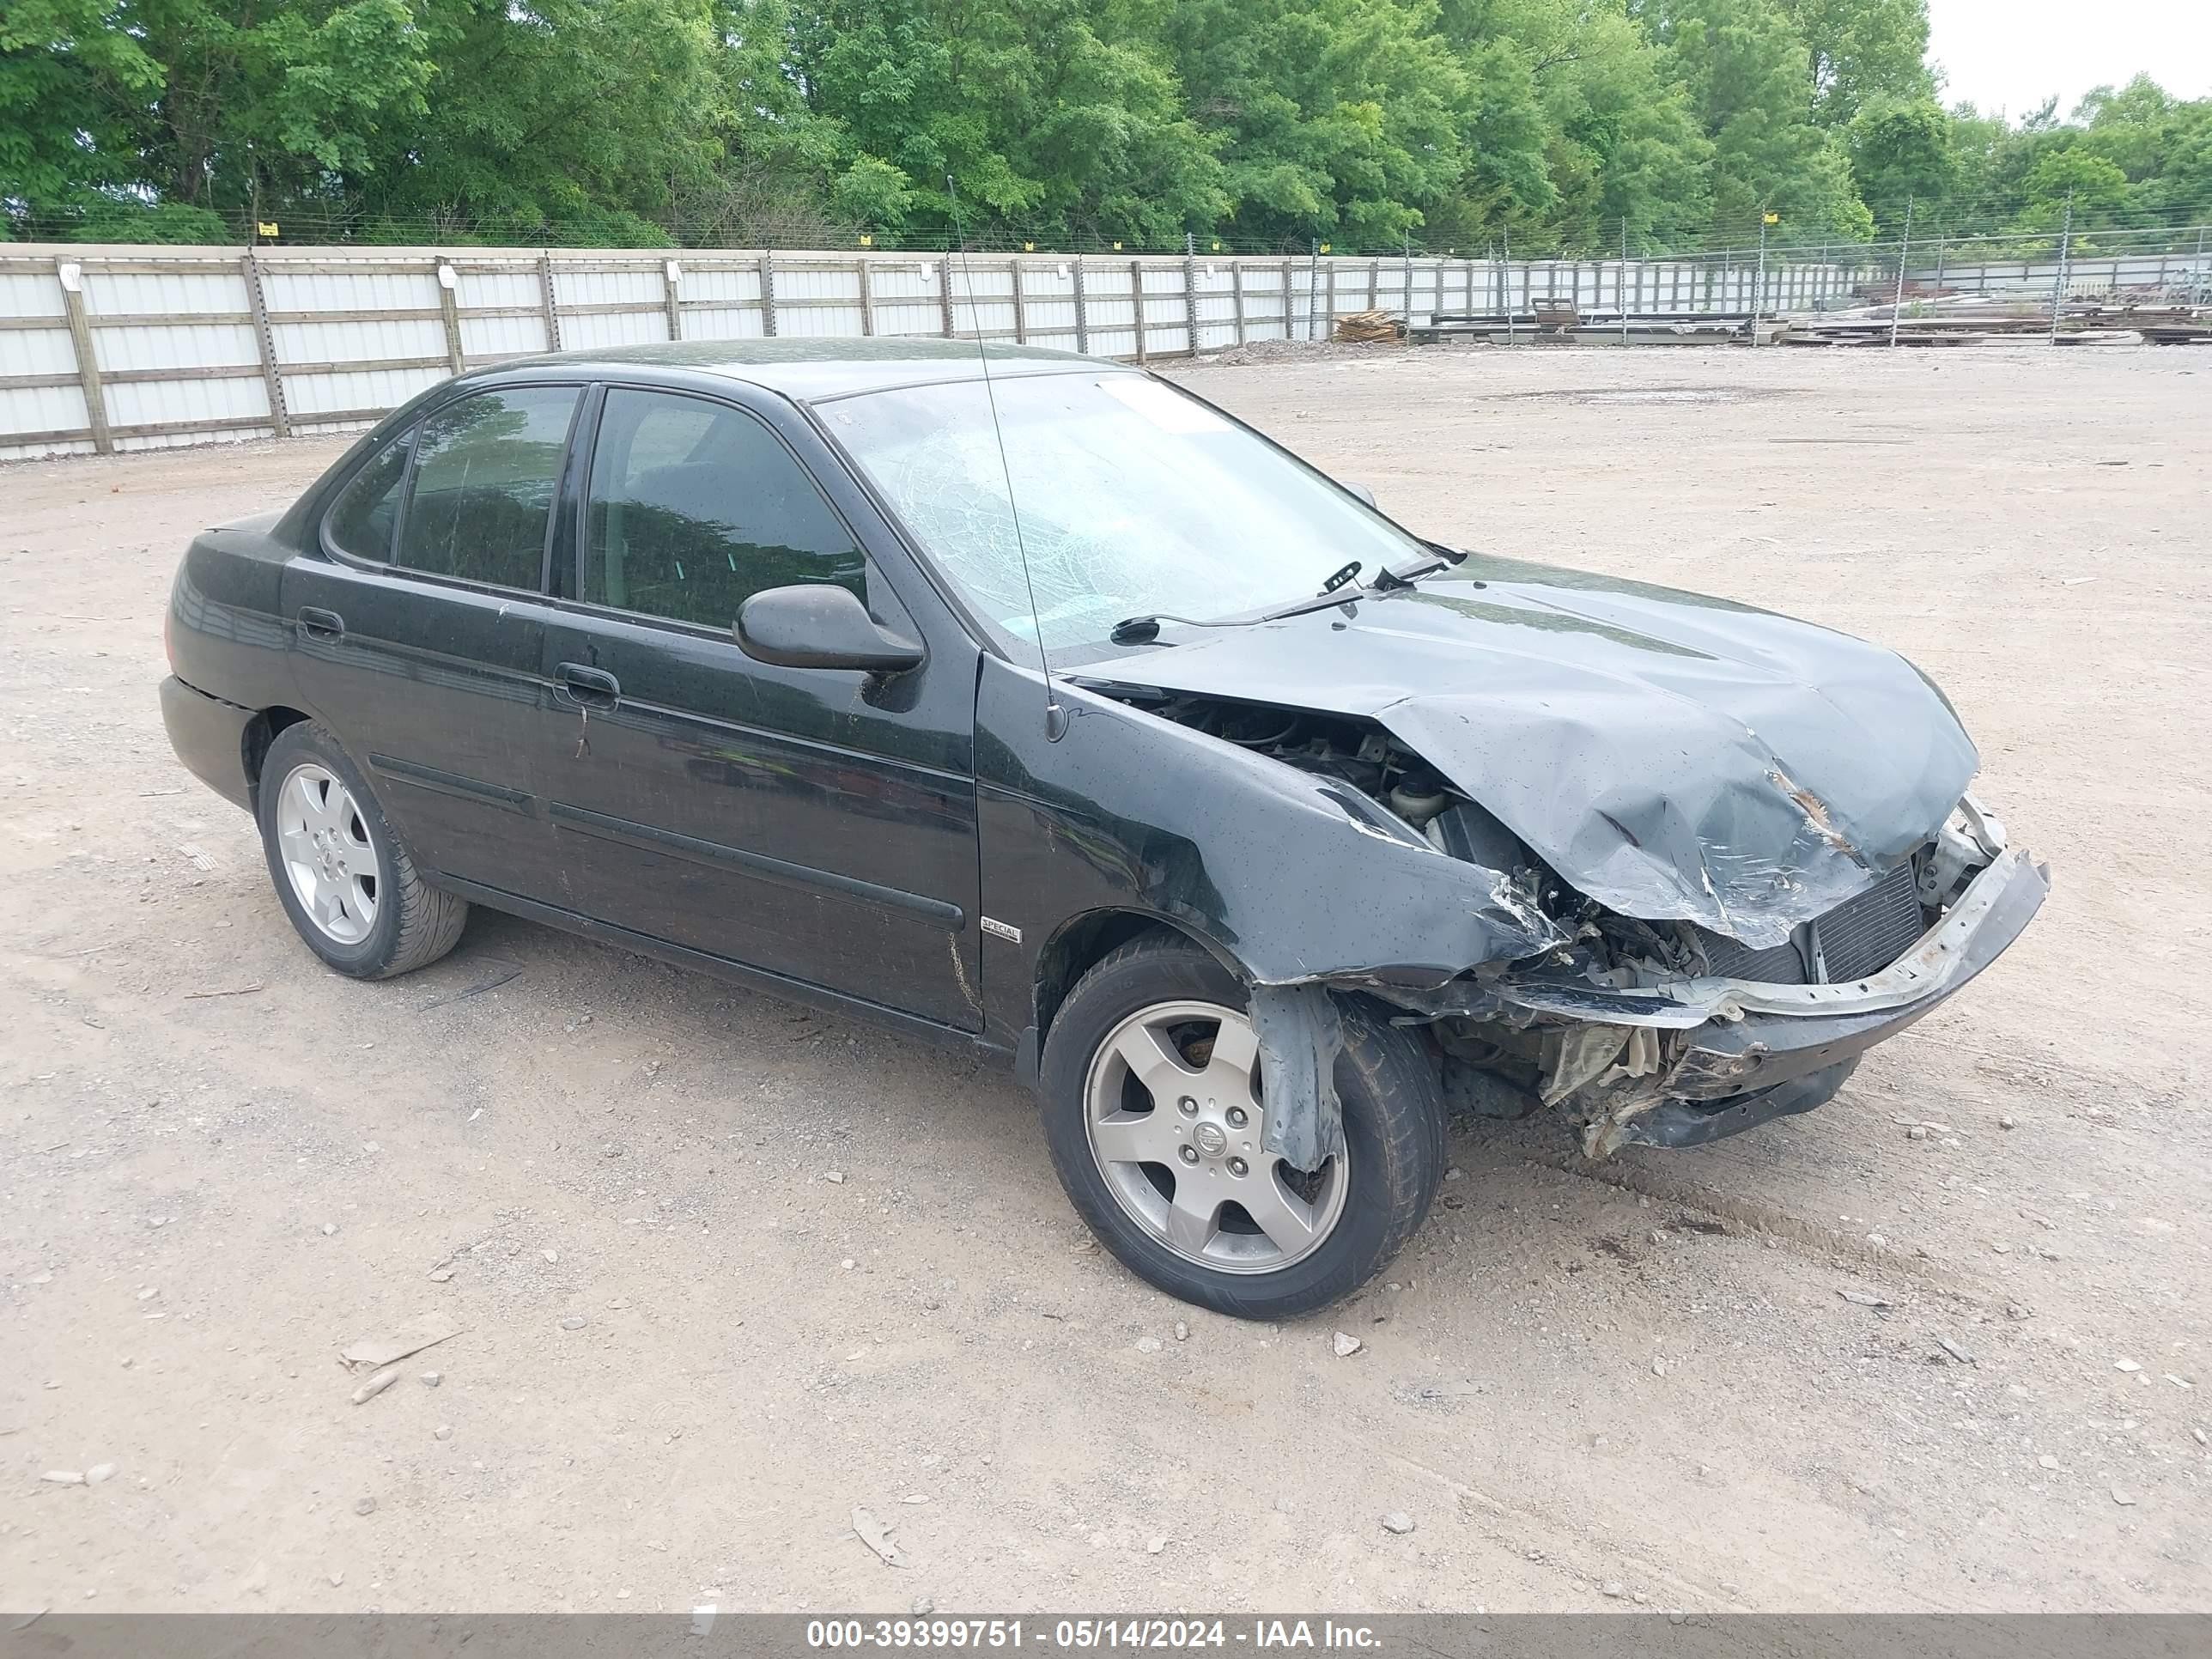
[{"x1": 974, "y1": 658, "x2": 1568, "y2": 1163}]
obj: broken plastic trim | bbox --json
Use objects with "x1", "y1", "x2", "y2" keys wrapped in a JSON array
[
  {"x1": 1248, "y1": 982, "x2": 1347, "y2": 1173},
  {"x1": 1491, "y1": 846, "x2": 2042, "y2": 1029}
]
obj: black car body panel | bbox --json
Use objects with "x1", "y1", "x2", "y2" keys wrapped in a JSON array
[
  {"x1": 157, "y1": 339, "x2": 2045, "y2": 1169},
  {"x1": 1077, "y1": 554, "x2": 1981, "y2": 951}
]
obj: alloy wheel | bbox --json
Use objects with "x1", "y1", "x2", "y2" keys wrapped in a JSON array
[
  {"x1": 1082, "y1": 999, "x2": 1348, "y2": 1273},
  {"x1": 274, "y1": 762, "x2": 380, "y2": 945}
]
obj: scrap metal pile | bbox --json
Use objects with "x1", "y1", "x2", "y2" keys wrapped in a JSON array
[
  {"x1": 1780, "y1": 290, "x2": 2212, "y2": 347},
  {"x1": 1409, "y1": 306, "x2": 1778, "y2": 345}
]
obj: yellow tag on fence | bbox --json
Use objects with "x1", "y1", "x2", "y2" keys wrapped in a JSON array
[{"x1": 257, "y1": 221, "x2": 279, "y2": 238}]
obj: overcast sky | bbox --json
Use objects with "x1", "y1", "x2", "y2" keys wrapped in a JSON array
[{"x1": 1928, "y1": 1, "x2": 2212, "y2": 118}]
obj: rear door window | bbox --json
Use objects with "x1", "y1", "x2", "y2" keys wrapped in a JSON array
[
  {"x1": 397, "y1": 386, "x2": 581, "y2": 590},
  {"x1": 582, "y1": 387, "x2": 866, "y2": 627}
]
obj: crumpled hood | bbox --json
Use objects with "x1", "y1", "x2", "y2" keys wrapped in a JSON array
[{"x1": 1084, "y1": 554, "x2": 1979, "y2": 948}]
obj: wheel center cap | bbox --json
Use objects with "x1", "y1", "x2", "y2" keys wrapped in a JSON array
[{"x1": 1193, "y1": 1121, "x2": 1227, "y2": 1158}]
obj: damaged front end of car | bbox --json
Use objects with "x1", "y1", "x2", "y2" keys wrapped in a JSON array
[
  {"x1": 1395, "y1": 797, "x2": 2046, "y2": 1159},
  {"x1": 1072, "y1": 679, "x2": 2047, "y2": 1170}
]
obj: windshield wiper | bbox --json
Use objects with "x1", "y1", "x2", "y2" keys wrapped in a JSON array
[
  {"x1": 1110, "y1": 546, "x2": 1473, "y2": 645},
  {"x1": 1108, "y1": 611, "x2": 1228, "y2": 646}
]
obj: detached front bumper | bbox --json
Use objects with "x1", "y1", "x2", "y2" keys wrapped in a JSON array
[{"x1": 1492, "y1": 846, "x2": 2051, "y2": 1152}]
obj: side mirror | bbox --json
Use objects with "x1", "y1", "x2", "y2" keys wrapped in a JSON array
[
  {"x1": 736, "y1": 584, "x2": 925, "y2": 673},
  {"x1": 1343, "y1": 481, "x2": 1377, "y2": 507}
]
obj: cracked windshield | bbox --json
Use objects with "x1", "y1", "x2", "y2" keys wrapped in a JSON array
[{"x1": 825, "y1": 371, "x2": 1427, "y2": 661}]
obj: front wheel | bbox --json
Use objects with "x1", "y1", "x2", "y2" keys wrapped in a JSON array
[
  {"x1": 255, "y1": 721, "x2": 469, "y2": 979},
  {"x1": 1040, "y1": 933, "x2": 1444, "y2": 1319}
]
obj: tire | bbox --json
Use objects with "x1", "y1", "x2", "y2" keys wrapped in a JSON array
[
  {"x1": 255, "y1": 720, "x2": 469, "y2": 979},
  {"x1": 1040, "y1": 932, "x2": 1444, "y2": 1319}
]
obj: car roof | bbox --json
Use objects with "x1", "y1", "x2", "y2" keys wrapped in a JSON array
[{"x1": 481, "y1": 338, "x2": 1134, "y2": 403}]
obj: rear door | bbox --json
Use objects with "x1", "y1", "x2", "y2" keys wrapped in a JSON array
[
  {"x1": 536, "y1": 383, "x2": 984, "y2": 1029},
  {"x1": 283, "y1": 382, "x2": 583, "y2": 895}
]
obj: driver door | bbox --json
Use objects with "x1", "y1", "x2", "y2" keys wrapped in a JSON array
[{"x1": 534, "y1": 383, "x2": 985, "y2": 1030}]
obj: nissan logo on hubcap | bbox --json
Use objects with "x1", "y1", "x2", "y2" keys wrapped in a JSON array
[{"x1": 1193, "y1": 1121, "x2": 1227, "y2": 1157}]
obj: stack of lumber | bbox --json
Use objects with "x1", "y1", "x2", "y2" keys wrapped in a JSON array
[{"x1": 1333, "y1": 310, "x2": 1406, "y2": 343}]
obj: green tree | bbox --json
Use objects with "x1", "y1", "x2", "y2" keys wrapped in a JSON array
[
  {"x1": 1640, "y1": 0, "x2": 1870, "y2": 237},
  {"x1": 1441, "y1": 0, "x2": 1709, "y2": 251},
  {"x1": 2019, "y1": 145, "x2": 2129, "y2": 228},
  {"x1": 345, "y1": 0, "x2": 727, "y2": 238},
  {"x1": 1168, "y1": 0, "x2": 1495, "y2": 246},
  {"x1": 791, "y1": 0, "x2": 1227, "y2": 246},
  {"x1": 128, "y1": 0, "x2": 434, "y2": 216},
  {"x1": 1846, "y1": 94, "x2": 1953, "y2": 223},
  {"x1": 1779, "y1": 0, "x2": 1929, "y2": 127},
  {"x1": 0, "y1": 0, "x2": 167, "y2": 218}
]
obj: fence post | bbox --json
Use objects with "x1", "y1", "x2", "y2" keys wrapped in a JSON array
[
  {"x1": 1621, "y1": 222, "x2": 1631, "y2": 345},
  {"x1": 1327, "y1": 261, "x2": 1339, "y2": 333},
  {"x1": 1305, "y1": 243, "x2": 1319, "y2": 342},
  {"x1": 759, "y1": 252, "x2": 778, "y2": 337},
  {"x1": 857, "y1": 257, "x2": 876, "y2": 337},
  {"x1": 1131, "y1": 260, "x2": 1147, "y2": 364},
  {"x1": 1502, "y1": 229, "x2": 1512, "y2": 343},
  {"x1": 1401, "y1": 240, "x2": 1412, "y2": 322},
  {"x1": 1280, "y1": 258, "x2": 1293, "y2": 343},
  {"x1": 240, "y1": 249, "x2": 290, "y2": 440},
  {"x1": 1231, "y1": 262, "x2": 1246, "y2": 343},
  {"x1": 434, "y1": 260, "x2": 465, "y2": 374},
  {"x1": 1073, "y1": 254, "x2": 1090, "y2": 354},
  {"x1": 1011, "y1": 256, "x2": 1027, "y2": 345},
  {"x1": 1182, "y1": 234, "x2": 1199, "y2": 353},
  {"x1": 537, "y1": 251, "x2": 562, "y2": 349},
  {"x1": 1888, "y1": 199, "x2": 1914, "y2": 348},
  {"x1": 2050, "y1": 191, "x2": 2075, "y2": 345},
  {"x1": 55, "y1": 259, "x2": 113, "y2": 455},
  {"x1": 1365, "y1": 258, "x2": 1377, "y2": 310},
  {"x1": 663, "y1": 258, "x2": 684, "y2": 341},
  {"x1": 939, "y1": 256, "x2": 955, "y2": 337}
]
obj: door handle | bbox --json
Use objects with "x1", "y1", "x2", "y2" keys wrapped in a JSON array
[
  {"x1": 296, "y1": 605, "x2": 344, "y2": 641},
  {"x1": 556, "y1": 662, "x2": 621, "y2": 708}
]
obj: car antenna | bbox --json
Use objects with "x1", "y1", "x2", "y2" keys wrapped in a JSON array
[{"x1": 946, "y1": 175, "x2": 1067, "y2": 742}]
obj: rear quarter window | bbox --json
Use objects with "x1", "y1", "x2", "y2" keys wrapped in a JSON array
[{"x1": 325, "y1": 429, "x2": 413, "y2": 562}]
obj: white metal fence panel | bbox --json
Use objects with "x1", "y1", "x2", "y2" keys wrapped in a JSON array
[{"x1": 0, "y1": 240, "x2": 1960, "y2": 458}]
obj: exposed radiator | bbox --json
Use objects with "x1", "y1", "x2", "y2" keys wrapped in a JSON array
[
  {"x1": 1694, "y1": 858, "x2": 1926, "y2": 985},
  {"x1": 1814, "y1": 860, "x2": 1926, "y2": 983}
]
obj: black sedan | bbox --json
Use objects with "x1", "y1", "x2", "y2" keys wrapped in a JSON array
[{"x1": 159, "y1": 340, "x2": 2046, "y2": 1317}]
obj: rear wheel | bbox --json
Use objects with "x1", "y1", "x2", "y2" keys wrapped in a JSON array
[
  {"x1": 1040, "y1": 933, "x2": 1443, "y2": 1318},
  {"x1": 255, "y1": 722, "x2": 468, "y2": 979}
]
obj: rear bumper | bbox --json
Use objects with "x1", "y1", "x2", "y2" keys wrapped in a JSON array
[{"x1": 161, "y1": 675, "x2": 256, "y2": 813}]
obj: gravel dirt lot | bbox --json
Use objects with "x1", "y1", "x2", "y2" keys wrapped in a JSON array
[{"x1": 3, "y1": 343, "x2": 2208, "y2": 1615}]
